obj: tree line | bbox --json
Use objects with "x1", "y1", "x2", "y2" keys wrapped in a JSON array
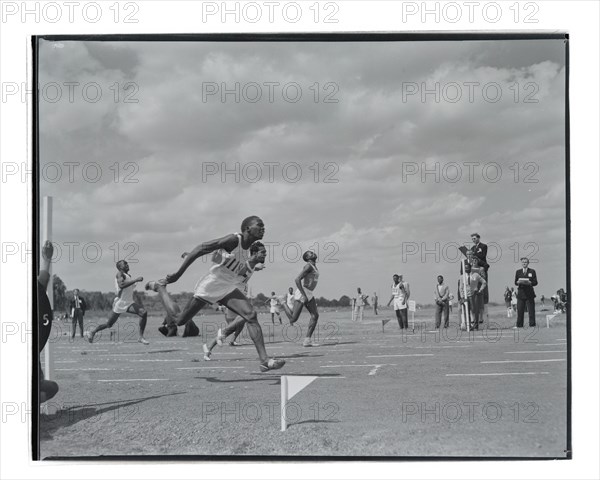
[{"x1": 50, "y1": 274, "x2": 354, "y2": 314}]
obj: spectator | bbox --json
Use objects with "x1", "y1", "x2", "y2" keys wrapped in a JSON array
[
  {"x1": 354, "y1": 288, "x2": 368, "y2": 323},
  {"x1": 458, "y1": 263, "x2": 486, "y2": 330},
  {"x1": 69, "y1": 289, "x2": 87, "y2": 340},
  {"x1": 504, "y1": 286, "x2": 513, "y2": 318},
  {"x1": 514, "y1": 257, "x2": 538, "y2": 328},
  {"x1": 434, "y1": 275, "x2": 450, "y2": 328},
  {"x1": 372, "y1": 292, "x2": 378, "y2": 315}
]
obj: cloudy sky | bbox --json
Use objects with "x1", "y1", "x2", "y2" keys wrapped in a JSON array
[{"x1": 38, "y1": 37, "x2": 567, "y2": 303}]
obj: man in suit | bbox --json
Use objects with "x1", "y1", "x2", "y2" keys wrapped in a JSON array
[
  {"x1": 470, "y1": 233, "x2": 488, "y2": 269},
  {"x1": 69, "y1": 289, "x2": 87, "y2": 339},
  {"x1": 514, "y1": 257, "x2": 538, "y2": 328}
]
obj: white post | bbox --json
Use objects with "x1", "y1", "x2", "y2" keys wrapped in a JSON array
[
  {"x1": 462, "y1": 258, "x2": 471, "y2": 332},
  {"x1": 42, "y1": 196, "x2": 53, "y2": 378},
  {"x1": 280, "y1": 375, "x2": 288, "y2": 432}
]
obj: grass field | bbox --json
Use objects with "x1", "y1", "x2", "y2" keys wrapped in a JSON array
[{"x1": 39, "y1": 304, "x2": 568, "y2": 459}]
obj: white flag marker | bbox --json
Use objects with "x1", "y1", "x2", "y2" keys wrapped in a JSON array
[
  {"x1": 381, "y1": 318, "x2": 391, "y2": 333},
  {"x1": 281, "y1": 375, "x2": 318, "y2": 431}
]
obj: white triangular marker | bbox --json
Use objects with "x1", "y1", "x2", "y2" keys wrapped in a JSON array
[
  {"x1": 546, "y1": 314, "x2": 557, "y2": 328},
  {"x1": 287, "y1": 375, "x2": 317, "y2": 400},
  {"x1": 281, "y1": 375, "x2": 318, "y2": 431}
]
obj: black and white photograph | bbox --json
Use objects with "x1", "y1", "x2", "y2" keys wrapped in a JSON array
[{"x1": 32, "y1": 33, "x2": 571, "y2": 460}]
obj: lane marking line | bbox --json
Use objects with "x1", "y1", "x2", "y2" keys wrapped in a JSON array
[
  {"x1": 446, "y1": 372, "x2": 550, "y2": 377},
  {"x1": 504, "y1": 351, "x2": 566, "y2": 354},
  {"x1": 481, "y1": 359, "x2": 566, "y2": 364},
  {"x1": 367, "y1": 354, "x2": 434, "y2": 358},
  {"x1": 97, "y1": 378, "x2": 168, "y2": 382}
]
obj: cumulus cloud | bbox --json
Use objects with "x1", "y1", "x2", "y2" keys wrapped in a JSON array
[{"x1": 38, "y1": 38, "x2": 568, "y2": 300}]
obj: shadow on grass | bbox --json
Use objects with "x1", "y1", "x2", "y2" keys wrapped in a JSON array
[
  {"x1": 290, "y1": 419, "x2": 342, "y2": 427},
  {"x1": 276, "y1": 353, "x2": 325, "y2": 359},
  {"x1": 39, "y1": 392, "x2": 186, "y2": 441},
  {"x1": 197, "y1": 376, "x2": 281, "y2": 385}
]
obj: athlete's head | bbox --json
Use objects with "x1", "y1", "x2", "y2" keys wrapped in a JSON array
[
  {"x1": 302, "y1": 250, "x2": 317, "y2": 262},
  {"x1": 393, "y1": 274, "x2": 400, "y2": 283},
  {"x1": 271, "y1": 291, "x2": 276, "y2": 296},
  {"x1": 249, "y1": 241, "x2": 267, "y2": 263},
  {"x1": 289, "y1": 287, "x2": 294, "y2": 294},
  {"x1": 437, "y1": 275, "x2": 444, "y2": 284},
  {"x1": 116, "y1": 260, "x2": 129, "y2": 272},
  {"x1": 357, "y1": 287, "x2": 362, "y2": 293},
  {"x1": 241, "y1": 216, "x2": 264, "y2": 240}
]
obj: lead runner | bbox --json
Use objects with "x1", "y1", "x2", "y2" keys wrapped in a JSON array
[{"x1": 148, "y1": 216, "x2": 284, "y2": 372}]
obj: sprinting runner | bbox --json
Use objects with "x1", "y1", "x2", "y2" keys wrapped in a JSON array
[
  {"x1": 281, "y1": 251, "x2": 320, "y2": 347},
  {"x1": 147, "y1": 216, "x2": 284, "y2": 372},
  {"x1": 266, "y1": 292, "x2": 283, "y2": 324},
  {"x1": 386, "y1": 274, "x2": 410, "y2": 329},
  {"x1": 85, "y1": 260, "x2": 149, "y2": 344},
  {"x1": 202, "y1": 242, "x2": 266, "y2": 360}
]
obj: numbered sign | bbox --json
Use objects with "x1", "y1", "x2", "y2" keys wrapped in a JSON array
[{"x1": 408, "y1": 300, "x2": 416, "y2": 312}]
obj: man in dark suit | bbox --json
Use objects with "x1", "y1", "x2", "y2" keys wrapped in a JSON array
[
  {"x1": 69, "y1": 289, "x2": 87, "y2": 339},
  {"x1": 514, "y1": 257, "x2": 538, "y2": 328},
  {"x1": 470, "y1": 233, "x2": 488, "y2": 270}
]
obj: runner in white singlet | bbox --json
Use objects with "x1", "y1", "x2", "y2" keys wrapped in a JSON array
[
  {"x1": 146, "y1": 216, "x2": 284, "y2": 372},
  {"x1": 281, "y1": 251, "x2": 321, "y2": 347},
  {"x1": 85, "y1": 260, "x2": 149, "y2": 345},
  {"x1": 386, "y1": 273, "x2": 410, "y2": 330}
]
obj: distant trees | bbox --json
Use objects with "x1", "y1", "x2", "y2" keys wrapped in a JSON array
[
  {"x1": 49, "y1": 278, "x2": 353, "y2": 313},
  {"x1": 52, "y1": 275, "x2": 67, "y2": 311}
]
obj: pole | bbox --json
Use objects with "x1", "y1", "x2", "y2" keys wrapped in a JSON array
[
  {"x1": 462, "y1": 258, "x2": 471, "y2": 332},
  {"x1": 281, "y1": 375, "x2": 288, "y2": 432},
  {"x1": 42, "y1": 196, "x2": 53, "y2": 378}
]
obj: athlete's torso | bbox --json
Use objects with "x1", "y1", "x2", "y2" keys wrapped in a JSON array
[
  {"x1": 116, "y1": 272, "x2": 135, "y2": 303},
  {"x1": 303, "y1": 263, "x2": 319, "y2": 291},
  {"x1": 210, "y1": 234, "x2": 251, "y2": 283},
  {"x1": 392, "y1": 282, "x2": 407, "y2": 302}
]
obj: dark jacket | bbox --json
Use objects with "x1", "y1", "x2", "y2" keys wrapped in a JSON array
[
  {"x1": 514, "y1": 268, "x2": 538, "y2": 300},
  {"x1": 69, "y1": 295, "x2": 87, "y2": 315}
]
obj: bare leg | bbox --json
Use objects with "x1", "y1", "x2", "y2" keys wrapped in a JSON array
[
  {"x1": 175, "y1": 296, "x2": 208, "y2": 327},
  {"x1": 220, "y1": 289, "x2": 268, "y2": 364},
  {"x1": 87, "y1": 311, "x2": 120, "y2": 342},
  {"x1": 231, "y1": 321, "x2": 244, "y2": 341},
  {"x1": 149, "y1": 282, "x2": 181, "y2": 324},
  {"x1": 282, "y1": 300, "x2": 304, "y2": 324},
  {"x1": 127, "y1": 303, "x2": 148, "y2": 340},
  {"x1": 304, "y1": 298, "x2": 319, "y2": 340},
  {"x1": 92, "y1": 312, "x2": 120, "y2": 334}
]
